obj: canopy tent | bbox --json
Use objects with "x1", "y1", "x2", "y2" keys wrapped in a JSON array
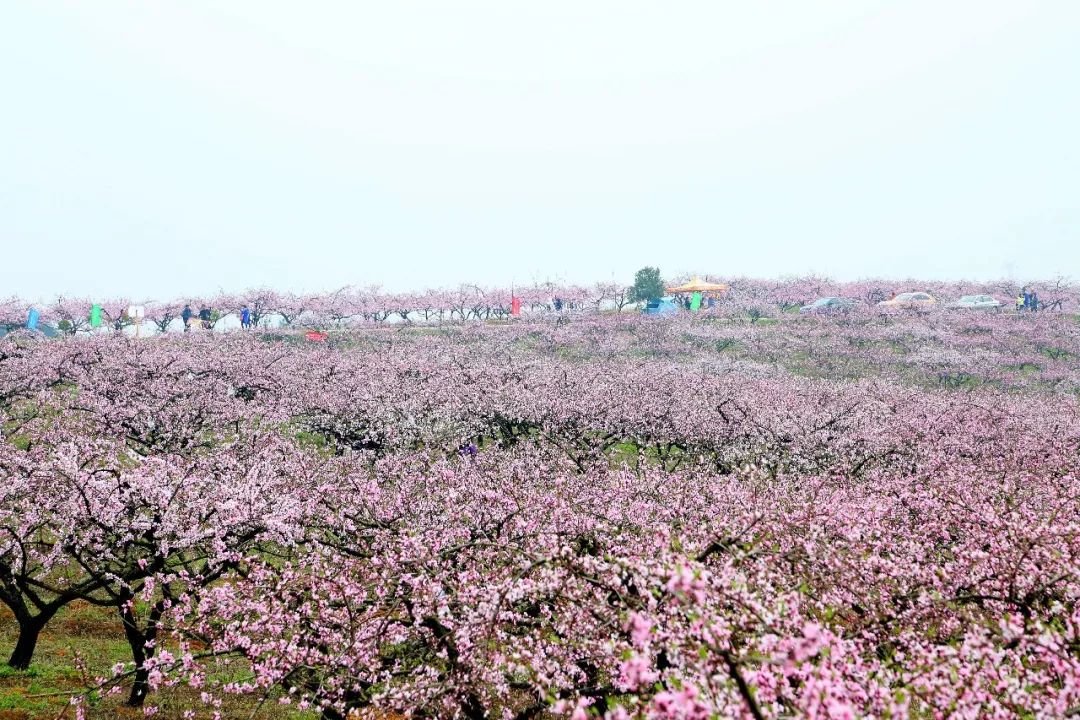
[{"x1": 665, "y1": 277, "x2": 729, "y2": 294}]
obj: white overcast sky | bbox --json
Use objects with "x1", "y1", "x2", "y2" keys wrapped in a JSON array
[{"x1": 1, "y1": 1, "x2": 1078, "y2": 300}]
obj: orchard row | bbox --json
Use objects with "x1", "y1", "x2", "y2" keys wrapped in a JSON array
[
  {"x1": 1, "y1": 315, "x2": 1079, "y2": 719},
  {"x1": 3, "y1": 275, "x2": 1076, "y2": 332}
]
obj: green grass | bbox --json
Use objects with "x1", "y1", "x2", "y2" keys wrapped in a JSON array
[
  {"x1": 1038, "y1": 345, "x2": 1074, "y2": 361},
  {"x1": 1006, "y1": 362, "x2": 1042, "y2": 375},
  {"x1": 0, "y1": 604, "x2": 316, "y2": 720}
]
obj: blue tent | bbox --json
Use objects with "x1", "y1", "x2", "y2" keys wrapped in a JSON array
[
  {"x1": 642, "y1": 297, "x2": 679, "y2": 315},
  {"x1": 1, "y1": 322, "x2": 59, "y2": 338}
]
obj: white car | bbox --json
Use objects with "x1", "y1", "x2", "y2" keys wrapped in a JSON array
[
  {"x1": 947, "y1": 294, "x2": 1002, "y2": 310},
  {"x1": 799, "y1": 297, "x2": 860, "y2": 314},
  {"x1": 878, "y1": 292, "x2": 936, "y2": 308}
]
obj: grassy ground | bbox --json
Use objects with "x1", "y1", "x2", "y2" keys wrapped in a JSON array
[{"x1": 0, "y1": 604, "x2": 316, "y2": 720}]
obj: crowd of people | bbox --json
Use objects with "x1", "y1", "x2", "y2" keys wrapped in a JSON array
[
  {"x1": 1016, "y1": 287, "x2": 1041, "y2": 313},
  {"x1": 180, "y1": 303, "x2": 255, "y2": 331},
  {"x1": 3, "y1": 279, "x2": 1072, "y2": 341},
  {"x1": 671, "y1": 293, "x2": 718, "y2": 310}
]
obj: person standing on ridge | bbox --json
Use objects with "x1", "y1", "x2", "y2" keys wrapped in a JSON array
[{"x1": 181, "y1": 304, "x2": 193, "y2": 332}]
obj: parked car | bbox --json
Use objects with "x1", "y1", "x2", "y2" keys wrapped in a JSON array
[
  {"x1": 878, "y1": 292, "x2": 936, "y2": 308},
  {"x1": 799, "y1": 297, "x2": 860, "y2": 313},
  {"x1": 642, "y1": 297, "x2": 679, "y2": 315},
  {"x1": 946, "y1": 294, "x2": 1002, "y2": 310}
]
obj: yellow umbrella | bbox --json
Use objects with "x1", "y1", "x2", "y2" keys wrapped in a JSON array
[{"x1": 665, "y1": 277, "x2": 729, "y2": 294}]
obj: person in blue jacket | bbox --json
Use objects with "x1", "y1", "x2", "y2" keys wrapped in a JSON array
[
  {"x1": 181, "y1": 304, "x2": 193, "y2": 332},
  {"x1": 241, "y1": 305, "x2": 252, "y2": 329}
]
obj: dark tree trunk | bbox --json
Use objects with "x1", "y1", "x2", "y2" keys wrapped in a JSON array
[
  {"x1": 121, "y1": 602, "x2": 160, "y2": 707},
  {"x1": 127, "y1": 664, "x2": 151, "y2": 707},
  {"x1": 7, "y1": 615, "x2": 48, "y2": 669},
  {"x1": 122, "y1": 604, "x2": 149, "y2": 706}
]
